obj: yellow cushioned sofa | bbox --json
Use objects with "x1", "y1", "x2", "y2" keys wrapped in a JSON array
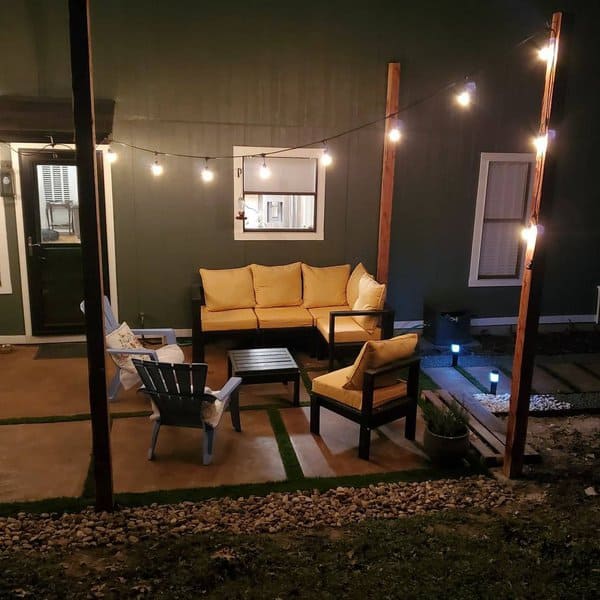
[{"x1": 191, "y1": 262, "x2": 395, "y2": 365}]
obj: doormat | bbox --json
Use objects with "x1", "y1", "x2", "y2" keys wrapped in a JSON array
[{"x1": 34, "y1": 343, "x2": 88, "y2": 360}]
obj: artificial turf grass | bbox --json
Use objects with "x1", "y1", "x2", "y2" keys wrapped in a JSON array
[{"x1": 267, "y1": 408, "x2": 305, "y2": 480}]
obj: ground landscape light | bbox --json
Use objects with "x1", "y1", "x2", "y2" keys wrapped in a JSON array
[
  {"x1": 490, "y1": 369, "x2": 500, "y2": 395},
  {"x1": 451, "y1": 343, "x2": 460, "y2": 367}
]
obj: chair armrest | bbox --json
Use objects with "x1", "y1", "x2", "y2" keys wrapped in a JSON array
[
  {"x1": 215, "y1": 376, "x2": 242, "y2": 402},
  {"x1": 191, "y1": 283, "x2": 204, "y2": 306},
  {"x1": 107, "y1": 348, "x2": 159, "y2": 360},
  {"x1": 130, "y1": 328, "x2": 177, "y2": 345}
]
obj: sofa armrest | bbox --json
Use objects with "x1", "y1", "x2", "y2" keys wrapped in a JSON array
[{"x1": 328, "y1": 305, "x2": 395, "y2": 343}]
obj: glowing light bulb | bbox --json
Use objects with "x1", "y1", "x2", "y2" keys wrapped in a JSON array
[
  {"x1": 455, "y1": 81, "x2": 476, "y2": 108},
  {"x1": 259, "y1": 156, "x2": 271, "y2": 179},
  {"x1": 106, "y1": 148, "x2": 117, "y2": 163},
  {"x1": 201, "y1": 160, "x2": 214, "y2": 183},
  {"x1": 533, "y1": 134, "x2": 548, "y2": 154},
  {"x1": 489, "y1": 370, "x2": 500, "y2": 384},
  {"x1": 151, "y1": 156, "x2": 163, "y2": 176},
  {"x1": 521, "y1": 224, "x2": 542, "y2": 245},
  {"x1": 538, "y1": 41, "x2": 555, "y2": 63},
  {"x1": 388, "y1": 127, "x2": 401, "y2": 142},
  {"x1": 321, "y1": 149, "x2": 333, "y2": 167}
]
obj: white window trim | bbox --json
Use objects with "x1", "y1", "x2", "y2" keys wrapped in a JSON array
[
  {"x1": 233, "y1": 146, "x2": 326, "y2": 241},
  {"x1": 0, "y1": 196, "x2": 12, "y2": 294},
  {"x1": 468, "y1": 152, "x2": 535, "y2": 287}
]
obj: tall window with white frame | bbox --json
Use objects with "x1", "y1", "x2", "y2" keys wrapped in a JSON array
[
  {"x1": 469, "y1": 153, "x2": 535, "y2": 287},
  {"x1": 233, "y1": 146, "x2": 326, "y2": 241}
]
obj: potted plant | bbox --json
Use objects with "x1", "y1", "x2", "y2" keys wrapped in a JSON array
[{"x1": 421, "y1": 399, "x2": 470, "y2": 465}]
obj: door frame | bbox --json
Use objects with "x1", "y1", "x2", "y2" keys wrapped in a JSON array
[{"x1": 9, "y1": 142, "x2": 118, "y2": 343}]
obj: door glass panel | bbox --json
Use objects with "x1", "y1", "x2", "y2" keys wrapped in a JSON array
[{"x1": 36, "y1": 164, "x2": 80, "y2": 244}]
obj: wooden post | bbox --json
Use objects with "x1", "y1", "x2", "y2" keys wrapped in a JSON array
[
  {"x1": 376, "y1": 62, "x2": 400, "y2": 283},
  {"x1": 504, "y1": 12, "x2": 565, "y2": 478},
  {"x1": 68, "y1": 0, "x2": 114, "y2": 510}
]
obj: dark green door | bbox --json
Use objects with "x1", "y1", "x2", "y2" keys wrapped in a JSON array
[{"x1": 19, "y1": 148, "x2": 109, "y2": 335}]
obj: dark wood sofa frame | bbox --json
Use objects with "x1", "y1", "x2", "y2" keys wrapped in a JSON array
[{"x1": 191, "y1": 282, "x2": 395, "y2": 365}]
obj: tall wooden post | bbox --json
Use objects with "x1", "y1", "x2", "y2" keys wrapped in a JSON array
[
  {"x1": 68, "y1": 0, "x2": 114, "y2": 510},
  {"x1": 376, "y1": 62, "x2": 401, "y2": 283},
  {"x1": 504, "y1": 12, "x2": 565, "y2": 478}
]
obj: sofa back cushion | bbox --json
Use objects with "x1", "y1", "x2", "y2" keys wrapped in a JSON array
[
  {"x1": 343, "y1": 333, "x2": 418, "y2": 390},
  {"x1": 251, "y1": 262, "x2": 303, "y2": 308},
  {"x1": 352, "y1": 273, "x2": 386, "y2": 332},
  {"x1": 302, "y1": 263, "x2": 350, "y2": 308},
  {"x1": 199, "y1": 266, "x2": 255, "y2": 311},
  {"x1": 346, "y1": 262, "x2": 368, "y2": 307}
]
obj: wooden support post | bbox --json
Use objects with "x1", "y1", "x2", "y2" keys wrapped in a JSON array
[
  {"x1": 376, "y1": 62, "x2": 400, "y2": 283},
  {"x1": 68, "y1": 0, "x2": 114, "y2": 510},
  {"x1": 504, "y1": 12, "x2": 565, "y2": 478}
]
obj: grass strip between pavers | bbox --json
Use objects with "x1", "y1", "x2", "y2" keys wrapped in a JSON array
[
  {"x1": 267, "y1": 408, "x2": 304, "y2": 480},
  {"x1": 0, "y1": 413, "x2": 92, "y2": 426},
  {"x1": 454, "y1": 365, "x2": 488, "y2": 393}
]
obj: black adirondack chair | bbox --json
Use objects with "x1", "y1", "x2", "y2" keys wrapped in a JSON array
[{"x1": 132, "y1": 359, "x2": 242, "y2": 465}]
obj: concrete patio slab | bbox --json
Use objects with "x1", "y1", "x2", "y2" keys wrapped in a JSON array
[
  {"x1": 422, "y1": 367, "x2": 481, "y2": 396},
  {"x1": 531, "y1": 366, "x2": 575, "y2": 393},
  {"x1": 465, "y1": 366, "x2": 511, "y2": 395},
  {"x1": 579, "y1": 357, "x2": 600, "y2": 378},
  {"x1": 0, "y1": 345, "x2": 90, "y2": 419},
  {"x1": 281, "y1": 407, "x2": 428, "y2": 478},
  {"x1": 111, "y1": 411, "x2": 286, "y2": 494},
  {"x1": 0, "y1": 421, "x2": 91, "y2": 502}
]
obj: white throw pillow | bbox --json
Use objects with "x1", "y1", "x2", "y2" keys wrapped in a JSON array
[{"x1": 105, "y1": 322, "x2": 144, "y2": 375}]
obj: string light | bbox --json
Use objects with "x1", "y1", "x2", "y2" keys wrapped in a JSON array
[
  {"x1": 201, "y1": 158, "x2": 214, "y2": 182},
  {"x1": 388, "y1": 119, "x2": 402, "y2": 142},
  {"x1": 106, "y1": 147, "x2": 118, "y2": 163},
  {"x1": 455, "y1": 81, "x2": 476, "y2": 108},
  {"x1": 151, "y1": 154, "x2": 164, "y2": 176},
  {"x1": 521, "y1": 223, "x2": 543, "y2": 246},
  {"x1": 537, "y1": 39, "x2": 555, "y2": 63},
  {"x1": 533, "y1": 129, "x2": 555, "y2": 155},
  {"x1": 259, "y1": 154, "x2": 271, "y2": 179},
  {"x1": 320, "y1": 143, "x2": 333, "y2": 167}
]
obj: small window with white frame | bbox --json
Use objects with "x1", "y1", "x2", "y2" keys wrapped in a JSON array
[
  {"x1": 233, "y1": 146, "x2": 326, "y2": 241},
  {"x1": 468, "y1": 152, "x2": 535, "y2": 287}
]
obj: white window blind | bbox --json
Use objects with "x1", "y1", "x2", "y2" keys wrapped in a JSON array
[
  {"x1": 469, "y1": 153, "x2": 535, "y2": 287},
  {"x1": 243, "y1": 156, "x2": 317, "y2": 194}
]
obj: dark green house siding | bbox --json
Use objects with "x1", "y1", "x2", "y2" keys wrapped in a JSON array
[{"x1": 0, "y1": 0, "x2": 598, "y2": 332}]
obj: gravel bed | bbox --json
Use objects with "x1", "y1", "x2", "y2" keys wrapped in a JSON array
[
  {"x1": 0, "y1": 476, "x2": 511, "y2": 555},
  {"x1": 473, "y1": 393, "x2": 571, "y2": 413}
]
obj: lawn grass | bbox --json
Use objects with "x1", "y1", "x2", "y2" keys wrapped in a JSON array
[{"x1": 1, "y1": 504, "x2": 598, "y2": 598}]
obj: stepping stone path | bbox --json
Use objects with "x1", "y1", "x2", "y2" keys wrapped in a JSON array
[
  {"x1": 537, "y1": 362, "x2": 600, "y2": 392},
  {"x1": 422, "y1": 367, "x2": 480, "y2": 397}
]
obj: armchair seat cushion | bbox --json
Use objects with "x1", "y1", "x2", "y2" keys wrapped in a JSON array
[
  {"x1": 201, "y1": 306, "x2": 257, "y2": 331},
  {"x1": 312, "y1": 366, "x2": 407, "y2": 410},
  {"x1": 308, "y1": 305, "x2": 351, "y2": 325},
  {"x1": 255, "y1": 306, "x2": 313, "y2": 328},
  {"x1": 316, "y1": 316, "x2": 381, "y2": 344}
]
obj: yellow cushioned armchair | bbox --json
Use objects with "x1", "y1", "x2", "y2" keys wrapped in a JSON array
[{"x1": 310, "y1": 334, "x2": 420, "y2": 460}]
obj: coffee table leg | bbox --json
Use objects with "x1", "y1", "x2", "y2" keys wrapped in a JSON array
[
  {"x1": 293, "y1": 373, "x2": 300, "y2": 406},
  {"x1": 230, "y1": 389, "x2": 242, "y2": 432}
]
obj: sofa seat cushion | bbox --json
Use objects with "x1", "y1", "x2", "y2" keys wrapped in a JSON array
[
  {"x1": 255, "y1": 306, "x2": 313, "y2": 329},
  {"x1": 251, "y1": 262, "x2": 302, "y2": 307},
  {"x1": 201, "y1": 306, "x2": 257, "y2": 331},
  {"x1": 302, "y1": 263, "x2": 350, "y2": 308},
  {"x1": 316, "y1": 316, "x2": 381, "y2": 344},
  {"x1": 352, "y1": 274, "x2": 386, "y2": 332},
  {"x1": 344, "y1": 334, "x2": 419, "y2": 390},
  {"x1": 199, "y1": 266, "x2": 255, "y2": 311},
  {"x1": 312, "y1": 366, "x2": 408, "y2": 410},
  {"x1": 307, "y1": 305, "x2": 351, "y2": 325}
]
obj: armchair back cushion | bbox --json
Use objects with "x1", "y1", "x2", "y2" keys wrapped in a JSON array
[
  {"x1": 352, "y1": 274, "x2": 386, "y2": 332},
  {"x1": 251, "y1": 262, "x2": 302, "y2": 308},
  {"x1": 343, "y1": 333, "x2": 419, "y2": 390},
  {"x1": 200, "y1": 266, "x2": 255, "y2": 311},
  {"x1": 301, "y1": 263, "x2": 350, "y2": 308},
  {"x1": 346, "y1": 262, "x2": 368, "y2": 307}
]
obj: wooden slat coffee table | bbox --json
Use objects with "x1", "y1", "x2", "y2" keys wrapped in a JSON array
[{"x1": 227, "y1": 347, "x2": 300, "y2": 406}]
